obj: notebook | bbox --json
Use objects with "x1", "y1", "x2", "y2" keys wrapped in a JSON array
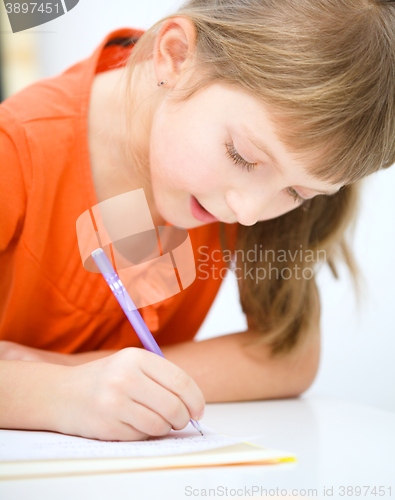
[{"x1": 0, "y1": 423, "x2": 296, "y2": 480}]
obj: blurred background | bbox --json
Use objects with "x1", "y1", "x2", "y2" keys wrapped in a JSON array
[{"x1": 1, "y1": 0, "x2": 394, "y2": 413}]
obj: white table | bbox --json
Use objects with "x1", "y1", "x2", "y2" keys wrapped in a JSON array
[{"x1": 0, "y1": 395, "x2": 394, "y2": 500}]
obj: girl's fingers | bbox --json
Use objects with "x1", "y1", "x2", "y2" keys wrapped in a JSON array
[
  {"x1": 119, "y1": 398, "x2": 173, "y2": 437},
  {"x1": 125, "y1": 374, "x2": 191, "y2": 430},
  {"x1": 104, "y1": 421, "x2": 150, "y2": 442},
  {"x1": 136, "y1": 351, "x2": 205, "y2": 422}
]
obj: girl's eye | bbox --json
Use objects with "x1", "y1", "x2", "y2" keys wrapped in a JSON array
[
  {"x1": 286, "y1": 187, "x2": 306, "y2": 204},
  {"x1": 225, "y1": 141, "x2": 256, "y2": 172},
  {"x1": 225, "y1": 140, "x2": 307, "y2": 205}
]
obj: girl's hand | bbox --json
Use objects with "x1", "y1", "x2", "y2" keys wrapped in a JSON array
[
  {"x1": 0, "y1": 340, "x2": 76, "y2": 365},
  {"x1": 56, "y1": 347, "x2": 205, "y2": 441}
]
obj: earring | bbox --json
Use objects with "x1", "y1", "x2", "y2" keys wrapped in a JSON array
[{"x1": 157, "y1": 79, "x2": 168, "y2": 87}]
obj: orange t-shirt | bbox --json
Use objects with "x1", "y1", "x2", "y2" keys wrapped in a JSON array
[{"x1": 0, "y1": 28, "x2": 238, "y2": 353}]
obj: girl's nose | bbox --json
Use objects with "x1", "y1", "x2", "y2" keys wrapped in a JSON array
[{"x1": 225, "y1": 189, "x2": 273, "y2": 226}]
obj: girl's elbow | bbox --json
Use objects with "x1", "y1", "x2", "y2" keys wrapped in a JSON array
[{"x1": 291, "y1": 331, "x2": 321, "y2": 397}]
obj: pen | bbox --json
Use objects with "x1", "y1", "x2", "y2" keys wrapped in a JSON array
[{"x1": 91, "y1": 248, "x2": 203, "y2": 436}]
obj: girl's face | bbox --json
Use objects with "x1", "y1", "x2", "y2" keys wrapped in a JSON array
[{"x1": 149, "y1": 83, "x2": 342, "y2": 229}]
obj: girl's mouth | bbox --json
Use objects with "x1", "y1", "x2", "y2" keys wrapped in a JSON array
[{"x1": 190, "y1": 196, "x2": 218, "y2": 223}]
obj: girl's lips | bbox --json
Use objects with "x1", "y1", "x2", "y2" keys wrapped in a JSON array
[{"x1": 190, "y1": 196, "x2": 218, "y2": 223}]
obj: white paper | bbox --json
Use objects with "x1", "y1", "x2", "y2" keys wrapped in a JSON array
[{"x1": 0, "y1": 423, "x2": 242, "y2": 462}]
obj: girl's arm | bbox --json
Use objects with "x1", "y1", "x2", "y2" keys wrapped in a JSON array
[
  {"x1": 0, "y1": 327, "x2": 319, "y2": 402},
  {"x1": 0, "y1": 341, "x2": 117, "y2": 366},
  {"x1": 165, "y1": 283, "x2": 321, "y2": 402},
  {"x1": 163, "y1": 327, "x2": 320, "y2": 403},
  {"x1": 1, "y1": 285, "x2": 320, "y2": 402}
]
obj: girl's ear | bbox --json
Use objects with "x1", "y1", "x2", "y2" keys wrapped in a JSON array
[{"x1": 153, "y1": 17, "x2": 197, "y2": 89}]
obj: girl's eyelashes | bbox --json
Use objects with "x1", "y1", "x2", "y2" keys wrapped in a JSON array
[
  {"x1": 286, "y1": 187, "x2": 307, "y2": 204},
  {"x1": 225, "y1": 140, "x2": 307, "y2": 205},
  {"x1": 225, "y1": 140, "x2": 256, "y2": 172}
]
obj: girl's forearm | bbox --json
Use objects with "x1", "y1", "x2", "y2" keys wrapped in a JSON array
[
  {"x1": 0, "y1": 360, "x2": 69, "y2": 431},
  {"x1": 0, "y1": 341, "x2": 117, "y2": 366},
  {"x1": 162, "y1": 328, "x2": 320, "y2": 403},
  {"x1": 163, "y1": 281, "x2": 321, "y2": 403}
]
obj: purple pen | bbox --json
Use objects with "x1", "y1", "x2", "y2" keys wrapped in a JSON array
[{"x1": 91, "y1": 248, "x2": 203, "y2": 437}]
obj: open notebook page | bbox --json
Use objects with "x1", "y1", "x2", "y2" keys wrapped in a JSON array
[
  {"x1": 0, "y1": 424, "x2": 296, "y2": 479},
  {"x1": 0, "y1": 423, "x2": 243, "y2": 461}
]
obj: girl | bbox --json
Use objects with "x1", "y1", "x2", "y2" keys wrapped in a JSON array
[{"x1": 0, "y1": 0, "x2": 394, "y2": 441}]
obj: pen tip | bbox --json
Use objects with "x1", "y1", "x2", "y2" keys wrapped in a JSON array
[
  {"x1": 196, "y1": 422, "x2": 203, "y2": 436},
  {"x1": 191, "y1": 419, "x2": 204, "y2": 436}
]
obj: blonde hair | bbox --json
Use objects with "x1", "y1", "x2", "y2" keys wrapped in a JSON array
[{"x1": 122, "y1": 0, "x2": 395, "y2": 356}]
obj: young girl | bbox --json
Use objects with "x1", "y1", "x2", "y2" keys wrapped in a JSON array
[{"x1": 0, "y1": 0, "x2": 394, "y2": 441}]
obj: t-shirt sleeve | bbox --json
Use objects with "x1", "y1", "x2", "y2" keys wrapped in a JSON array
[{"x1": 0, "y1": 111, "x2": 27, "y2": 252}]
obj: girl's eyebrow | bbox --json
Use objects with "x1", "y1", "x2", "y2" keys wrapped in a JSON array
[{"x1": 240, "y1": 123, "x2": 340, "y2": 196}]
